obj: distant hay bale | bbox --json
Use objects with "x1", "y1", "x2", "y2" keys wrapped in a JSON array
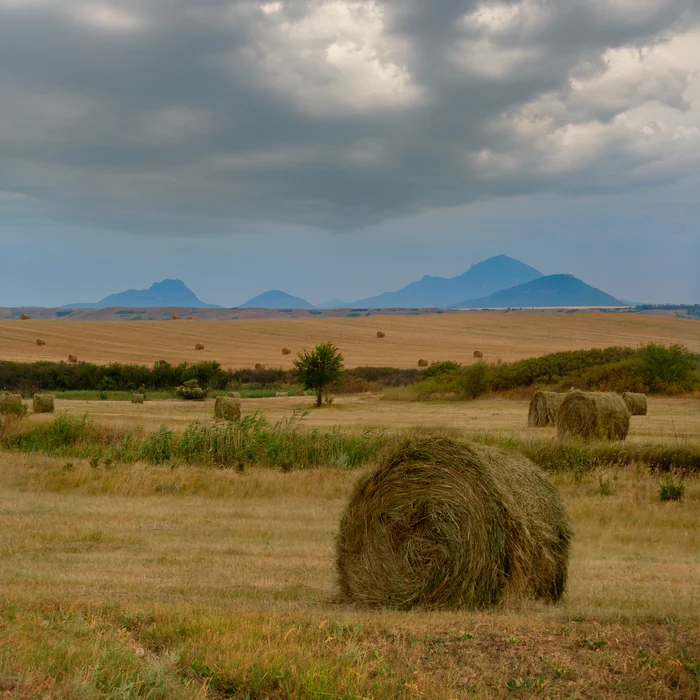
[
  {"x1": 227, "y1": 391, "x2": 241, "y2": 398},
  {"x1": 376, "y1": 331, "x2": 386, "y2": 338},
  {"x1": 473, "y1": 350, "x2": 483, "y2": 358},
  {"x1": 1, "y1": 393, "x2": 26, "y2": 416},
  {"x1": 275, "y1": 391, "x2": 288, "y2": 397},
  {"x1": 36, "y1": 339, "x2": 46, "y2": 346},
  {"x1": 32, "y1": 394, "x2": 55, "y2": 413},
  {"x1": 20, "y1": 314, "x2": 30, "y2": 320},
  {"x1": 215, "y1": 396, "x2": 241, "y2": 422},
  {"x1": 171, "y1": 313, "x2": 182, "y2": 320},
  {"x1": 187, "y1": 316, "x2": 195, "y2": 320},
  {"x1": 195, "y1": 343, "x2": 205, "y2": 350},
  {"x1": 68, "y1": 354, "x2": 78, "y2": 363},
  {"x1": 417, "y1": 359, "x2": 428, "y2": 367},
  {"x1": 281, "y1": 348, "x2": 292, "y2": 355},
  {"x1": 336, "y1": 434, "x2": 570, "y2": 610},
  {"x1": 528, "y1": 391, "x2": 566, "y2": 427},
  {"x1": 255, "y1": 363, "x2": 265, "y2": 370},
  {"x1": 622, "y1": 392, "x2": 647, "y2": 416},
  {"x1": 557, "y1": 390, "x2": 630, "y2": 441},
  {"x1": 131, "y1": 393, "x2": 145, "y2": 404}
]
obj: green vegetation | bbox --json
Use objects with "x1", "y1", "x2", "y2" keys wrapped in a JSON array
[
  {"x1": 293, "y1": 342, "x2": 344, "y2": 407},
  {"x1": 174, "y1": 379, "x2": 208, "y2": 400},
  {"x1": 1, "y1": 412, "x2": 382, "y2": 470},
  {"x1": 659, "y1": 475, "x2": 685, "y2": 502}
]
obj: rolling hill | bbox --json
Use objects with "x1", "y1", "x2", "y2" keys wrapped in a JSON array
[{"x1": 238, "y1": 290, "x2": 315, "y2": 309}]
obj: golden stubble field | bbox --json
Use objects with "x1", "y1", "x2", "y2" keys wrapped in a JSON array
[{"x1": 1, "y1": 312, "x2": 698, "y2": 368}]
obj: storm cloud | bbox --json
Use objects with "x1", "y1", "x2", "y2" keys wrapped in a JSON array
[{"x1": 1, "y1": 0, "x2": 699, "y2": 232}]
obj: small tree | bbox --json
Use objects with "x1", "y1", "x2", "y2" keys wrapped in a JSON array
[{"x1": 293, "y1": 342, "x2": 344, "y2": 407}]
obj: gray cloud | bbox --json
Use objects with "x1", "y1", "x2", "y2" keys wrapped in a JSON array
[{"x1": 1, "y1": 0, "x2": 699, "y2": 232}]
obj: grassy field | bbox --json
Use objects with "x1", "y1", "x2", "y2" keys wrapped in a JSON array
[
  {"x1": 0, "y1": 452, "x2": 698, "y2": 698},
  {"x1": 18, "y1": 394, "x2": 700, "y2": 445},
  {"x1": 1, "y1": 312, "x2": 698, "y2": 368}
]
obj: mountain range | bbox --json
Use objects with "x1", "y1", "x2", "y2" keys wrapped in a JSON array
[{"x1": 59, "y1": 256, "x2": 625, "y2": 310}]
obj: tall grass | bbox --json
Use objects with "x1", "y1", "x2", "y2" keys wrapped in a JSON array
[{"x1": 1, "y1": 412, "x2": 382, "y2": 471}]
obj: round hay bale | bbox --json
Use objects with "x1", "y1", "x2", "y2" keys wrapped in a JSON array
[
  {"x1": 20, "y1": 314, "x2": 30, "y2": 320},
  {"x1": 171, "y1": 313, "x2": 182, "y2": 320},
  {"x1": 473, "y1": 350, "x2": 483, "y2": 358},
  {"x1": 528, "y1": 391, "x2": 566, "y2": 427},
  {"x1": 227, "y1": 391, "x2": 241, "y2": 398},
  {"x1": 131, "y1": 393, "x2": 145, "y2": 404},
  {"x1": 275, "y1": 391, "x2": 288, "y2": 397},
  {"x1": 187, "y1": 316, "x2": 195, "y2": 320},
  {"x1": 417, "y1": 359, "x2": 428, "y2": 367},
  {"x1": 336, "y1": 434, "x2": 570, "y2": 610},
  {"x1": 33, "y1": 394, "x2": 55, "y2": 413},
  {"x1": 215, "y1": 396, "x2": 241, "y2": 422},
  {"x1": 36, "y1": 339, "x2": 46, "y2": 346},
  {"x1": 556, "y1": 390, "x2": 630, "y2": 441},
  {"x1": 195, "y1": 343, "x2": 205, "y2": 350},
  {"x1": 255, "y1": 363, "x2": 265, "y2": 370},
  {"x1": 0, "y1": 393, "x2": 26, "y2": 417},
  {"x1": 376, "y1": 331, "x2": 386, "y2": 338},
  {"x1": 622, "y1": 392, "x2": 647, "y2": 416},
  {"x1": 68, "y1": 354, "x2": 78, "y2": 363},
  {"x1": 281, "y1": 347, "x2": 292, "y2": 356}
]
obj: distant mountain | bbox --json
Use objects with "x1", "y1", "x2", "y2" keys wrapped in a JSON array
[
  {"x1": 316, "y1": 298, "x2": 350, "y2": 309},
  {"x1": 449, "y1": 274, "x2": 624, "y2": 308},
  {"x1": 238, "y1": 290, "x2": 315, "y2": 309},
  {"x1": 63, "y1": 279, "x2": 219, "y2": 308},
  {"x1": 351, "y1": 255, "x2": 543, "y2": 308}
]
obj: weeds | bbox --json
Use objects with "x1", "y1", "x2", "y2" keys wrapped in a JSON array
[{"x1": 659, "y1": 476, "x2": 685, "y2": 502}]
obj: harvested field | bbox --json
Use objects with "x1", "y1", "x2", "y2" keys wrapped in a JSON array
[
  {"x1": 0, "y1": 452, "x2": 697, "y2": 697},
  {"x1": 0, "y1": 312, "x2": 697, "y2": 368},
  {"x1": 25, "y1": 395, "x2": 700, "y2": 445}
]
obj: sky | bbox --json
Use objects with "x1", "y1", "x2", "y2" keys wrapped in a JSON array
[{"x1": 1, "y1": 0, "x2": 699, "y2": 307}]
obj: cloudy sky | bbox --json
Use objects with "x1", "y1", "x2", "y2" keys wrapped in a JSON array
[{"x1": 1, "y1": 0, "x2": 699, "y2": 306}]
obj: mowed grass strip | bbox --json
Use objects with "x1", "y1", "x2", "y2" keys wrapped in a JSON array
[{"x1": 0, "y1": 454, "x2": 698, "y2": 698}]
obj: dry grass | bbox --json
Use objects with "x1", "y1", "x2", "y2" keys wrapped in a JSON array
[
  {"x1": 0, "y1": 452, "x2": 698, "y2": 697},
  {"x1": 33, "y1": 395, "x2": 700, "y2": 445},
  {"x1": 1, "y1": 312, "x2": 697, "y2": 368}
]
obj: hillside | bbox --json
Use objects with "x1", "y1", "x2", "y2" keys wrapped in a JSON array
[
  {"x1": 450, "y1": 274, "x2": 624, "y2": 308},
  {"x1": 64, "y1": 279, "x2": 219, "y2": 308},
  {"x1": 352, "y1": 255, "x2": 543, "y2": 308}
]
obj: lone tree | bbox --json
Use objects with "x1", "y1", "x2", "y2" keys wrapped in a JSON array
[{"x1": 293, "y1": 342, "x2": 344, "y2": 407}]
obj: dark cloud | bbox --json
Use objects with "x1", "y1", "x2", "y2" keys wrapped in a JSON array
[{"x1": 0, "y1": 0, "x2": 699, "y2": 232}]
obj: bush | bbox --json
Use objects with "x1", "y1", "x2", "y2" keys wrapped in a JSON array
[
  {"x1": 174, "y1": 379, "x2": 208, "y2": 400},
  {"x1": 457, "y1": 363, "x2": 491, "y2": 399},
  {"x1": 658, "y1": 476, "x2": 684, "y2": 502},
  {"x1": 638, "y1": 343, "x2": 696, "y2": 391}
]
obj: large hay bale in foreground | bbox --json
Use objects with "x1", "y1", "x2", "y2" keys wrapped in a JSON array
[
  {"x1": 473, "y1": 350, "x2": 483, "y2": 358},
  {"x1": 215, "y1": 396, "x2": 241, "y2": 422},
  {"x1": 528, "y1": 391, "x2": 566, "y2": 427},
  {"x1": 336, "y1": 435, "x2": 570, "y2": 610},
  {"x1": 68, "y1": 354, "x2": 78, "y2": 363},
  {"x1": 131, "y1": 393, "x2": 145, "y2": 404},
  {"x1": 557, "y1": 390, "x2": 630, "y2": 441},
  {"x1": 417, "y1": 359, "x2": 428, "y2": 367},
  {"x1": 0, "y1": 394, "x2": 26, "y2": 416},
  {"x1": 32, "y1": 394, "x2": 55, "y2": 414},
  {"x1": 622, "y1": 392, "x2": 647, "y2": 416},
  {"x1": 36, "y1": 339, "x2": 46, "y2": 346}
]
